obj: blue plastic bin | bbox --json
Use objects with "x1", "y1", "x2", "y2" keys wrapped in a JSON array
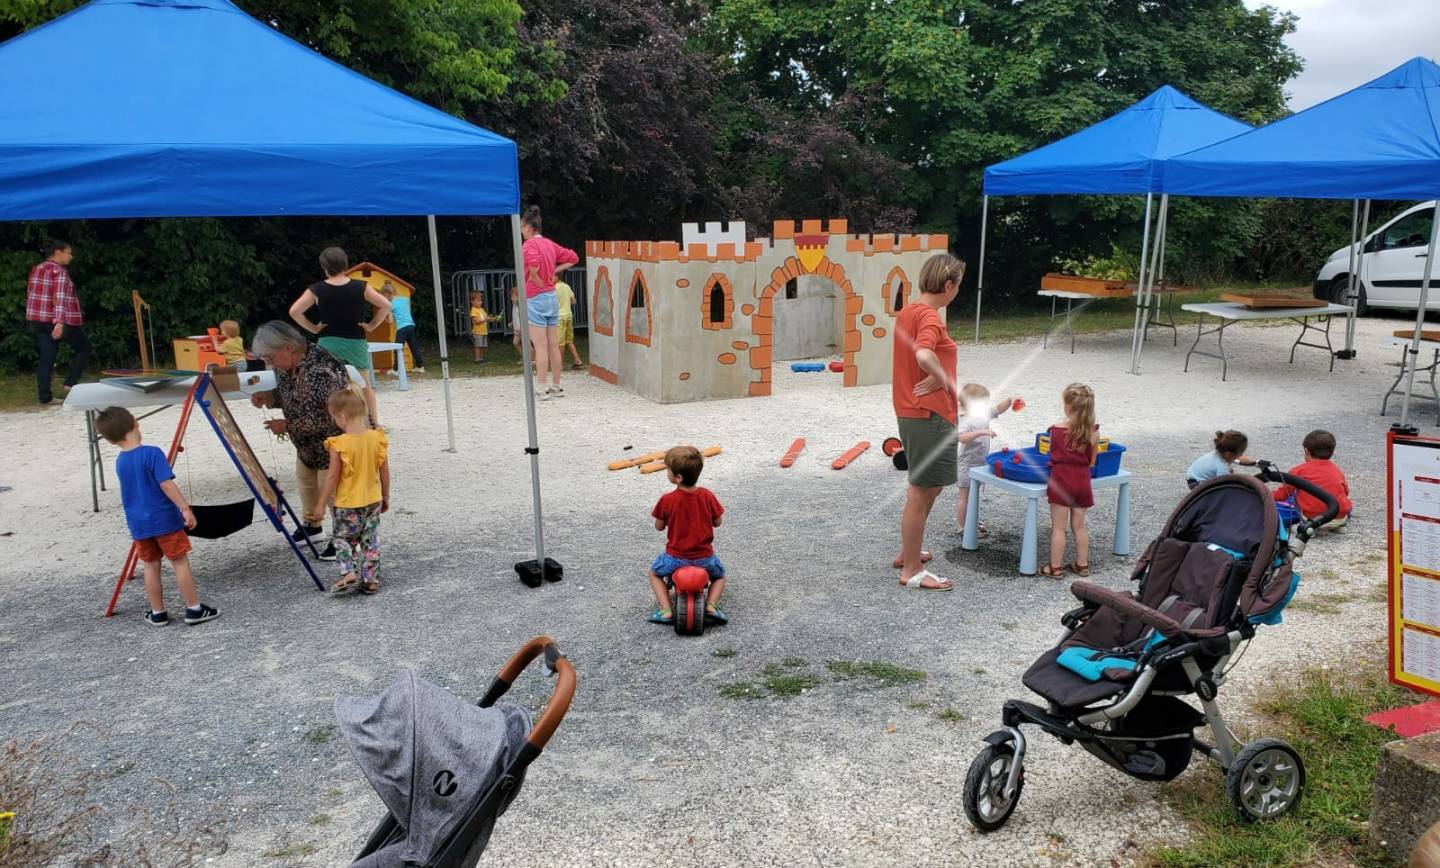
[
  {"x1": 985, "y1": 447, "x2": 1050, "y2": 483},
  {"x1": 1091, "y1": 442, "x2": 1127, "y2": 478},
  {"x1": 1275, "y1": 499, "x2": 1301, "y2": 527}
]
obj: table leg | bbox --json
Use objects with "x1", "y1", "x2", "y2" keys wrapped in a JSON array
[
  {"x1": 86, "y1": 410, "x2": 100, "y2": 513},
  {"x1": 1114, "y1": 481, "x2": 1131, "y2": 556},
  {"x1": 1044, "y1": 296, "x2": 1055, "y2": 349},
  {"x1": 1289, "y1": 316, "x2": 1338, "y2": 371},
  {"x1": 962, "y1": 478, "x2": 982, "y2": 551},
  {"x1": 1184, "y1": 315, "x2": 1203, "y2": 373},
  {"x1": 396, "y1": 351, "x2": 409, "y2": 391},
  {"x1": 1218, "y1": 320, "x2": 1228, "y2": 381},
  {"x1": 1067, "y1": 298, "x2": 1076, "y2": 354},
  {"x1": 1020, "y1": 496, "x2": 1039, "y2": 576},
  {"x1": 1382, "y1": 344, "x2": 1409, "y2": 416}
]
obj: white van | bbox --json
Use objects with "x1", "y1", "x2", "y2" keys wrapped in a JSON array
[{"x1": 1313, "y1": 201, "x2": 1436, "y2": 314}]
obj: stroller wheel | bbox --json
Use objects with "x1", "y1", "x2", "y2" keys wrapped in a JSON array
[
  {"x1": 1226, "y1": 738, "x2": 1305, "y2": 822},
  {"x1": 963, "y1": 743, "x2": 1024, "y2": 832}
]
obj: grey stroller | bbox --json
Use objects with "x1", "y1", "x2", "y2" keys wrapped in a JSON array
[
  {"x1": 963, "y1": 465, "x2": 1340, "y2": 831},
  {"x1": 338, "y1": 637, "x2": 576, "y2": 867}
]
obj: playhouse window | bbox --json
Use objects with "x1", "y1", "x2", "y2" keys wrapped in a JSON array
[
  {"x1": 885, "y1": 267, "x2": 910, "y2": 315},
  {"x1": 626, "y1": 270, "x2": 651, "y2": 345},
  {"x1": 784, "y1": 278, "x2": 798, "y2": 300},
  {"x1": 593, "y1": 267, "x2": 614, "y2": 336},
  {"x1": 701, "y1": 274, "x2": 733, "y2": 331},
  {"x1": 709, "y1": 285, "x2": 725, "y2": 323}
]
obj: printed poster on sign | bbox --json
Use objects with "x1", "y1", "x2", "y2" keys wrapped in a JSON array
[{"x1": 1388, "y1": 431, "x2": 1440, "y2": 696}]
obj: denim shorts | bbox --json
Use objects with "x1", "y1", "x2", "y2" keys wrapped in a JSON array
[
  {"x1": 526, "y1": 290, "x2": 559, "y2": 327},
  {"x1": 650, "y1": 552, "x2": 726, "y2": 580}
]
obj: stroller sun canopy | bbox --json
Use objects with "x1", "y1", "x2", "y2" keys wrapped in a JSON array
[{"x1": 337, "y1": 670, "x2": 531, "y2": 867}]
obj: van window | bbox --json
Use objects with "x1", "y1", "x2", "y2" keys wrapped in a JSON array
[{"x1": 1379, "y1": 209, "x2": 1434, "y2": 250}]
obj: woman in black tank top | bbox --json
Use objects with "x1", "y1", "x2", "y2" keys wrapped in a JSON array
[{"x1": 289, "y1": 246, "x2": 390, "y2": 425}]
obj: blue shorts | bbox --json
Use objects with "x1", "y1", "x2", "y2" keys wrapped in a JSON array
[
  {"x1": 651, "y1": 553, "x2": 726, "y2": 580},
  {"x1": 526, "y1": 290, "x2": 559, "y2": 327}
]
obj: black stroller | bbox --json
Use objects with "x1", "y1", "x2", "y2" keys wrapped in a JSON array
[
  {"x1": 338, "y1": 637, "x2": 576, "y2": 867},
  {"x1": 963, "y1": 465, "x2": 1340, "y2": 831}
]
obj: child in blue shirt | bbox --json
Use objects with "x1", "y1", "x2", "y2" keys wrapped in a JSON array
[
  {"x1": 381, "y1": 282, "x2": 425, "y2": 373},
  {"x1": 1186, "y1": 430, "x2": 1254, "y2": 488},
  {"x1": 97, "y1": 407, "x2": 218, "y2": 626}
]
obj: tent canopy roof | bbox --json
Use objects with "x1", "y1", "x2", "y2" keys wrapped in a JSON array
[
  {"x1": 1162, "y1": 57, "x2": 1440, "y2": 200},
  {"x1": 982, "y1": 85, "x2": 1252, "y2": 197},
  {"x1": 0, "y1": 0, "x2": 519, "y2": 219}
]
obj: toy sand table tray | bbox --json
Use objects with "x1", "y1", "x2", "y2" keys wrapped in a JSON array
[
  {"x1": 1218, "y1": 291, "x2": 1327, "y2": 309},
  {"x1": 1039, "y1": 273, "x2": 1134, "y2": 297}
]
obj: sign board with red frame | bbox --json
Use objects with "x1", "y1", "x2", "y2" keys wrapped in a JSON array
[{"x1": 1387, "y1": 429, "x2": 1440, "y2": 697}]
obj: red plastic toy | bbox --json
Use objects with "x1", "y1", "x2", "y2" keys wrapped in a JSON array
[
  {"x1": 881, "y1": 437, "x2": 903, "y2": 457},
  {"x1": 1011, "y1": 397, "x2": 1026, "y2": 412},
  {"x1": 780, "y1": 437, "x2": 806, "y2": 468},
  {"x1": 832, "y1": 440, "x2": 871, "y2": 470},
  {"x1": 671, "y1": 566, "x2": 710, "y2": 636},
  {"x1": 1010, "y1": 452, "x2": 1023, "y2": 464},
  {"x1": 828, "y1": 361, "x2": 844, "y2": 373}
]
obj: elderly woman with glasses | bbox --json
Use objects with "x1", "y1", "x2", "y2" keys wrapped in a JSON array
[{"x1": 249, "y1": 320, "x2": 352, "y2": 559}]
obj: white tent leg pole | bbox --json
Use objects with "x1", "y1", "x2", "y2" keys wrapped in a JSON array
[
  {"x1": 974, "y1": 195, "x2": 988, "y2": 344},
  {"x1": 512, "y1": 213, "x2": 546, "y2": 565},
  {"x1": 1133, "y1": 194, "x2": 1168, "y2": 375},
  {"x1": 1127, "y1": 193, "x2": 1154, "y2": 374},
  {"x1": 1341, "y1": 200, "x2": 1359, "y2": 356},
  {"x1": 1400, "y1": 215, "x2": 1440, "y2": 428},
  {"x1": 428, "y1": 216, "x2": 457, "y2": 453},
  {"x1": 1343, "y1": 200, "x2": 1370, "y2": 358}
]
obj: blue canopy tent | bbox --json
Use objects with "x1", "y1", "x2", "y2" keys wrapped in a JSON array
[
  {"x1": 978, "y1": 86, "x2": 1252, "y2": 371},
  {"x1": 0, "y1": 0, "x2": 554, "y2": 569},
  {"x1": 1164, "y1": 57, "x2": 1440, "y2": 425}
]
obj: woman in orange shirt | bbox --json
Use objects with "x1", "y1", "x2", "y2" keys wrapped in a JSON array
[{"x1": 892, "y1": 253, "x2": 965, "y2": 591}]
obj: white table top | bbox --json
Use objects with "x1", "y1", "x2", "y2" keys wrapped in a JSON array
[
  {"x1": 64, "y1": 366, "x2": 363, "y2": 411},
  {"x1": 367, "y1": 341, "x2": 402, "y2": 352},
  {"x1": 968, "y1": 465, "x2": 1131, "y2": 496},
  {"x1": 1181, "y1": 301, "x2": 1352, "y2": 321},
  {"x1": 1390, "y1": 335, "x2": 1440, "y2": 350},
  {"x1": 1038, "y1": 289, "x2": 1134, "y2": 301}
]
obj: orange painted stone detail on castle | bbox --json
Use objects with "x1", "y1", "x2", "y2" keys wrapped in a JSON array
[
  {"x1": 862, "y1": 314, "x2": 876, "y2": 326},
  {"x1": 718, "y1": 353, "x2": 737, "y2": 365},
  {"x1": 679, "y1": 372, "x2": 691, "y2": 381},
  {"x1": 701, "y1": 273, "x2": 735, "y2": 331},
  {"x1": 676, "y1": 278, "x2": 690, "y2": 288},
  {"x1": 872, "y1": 327, "x2": 887, "y2": 339},
  {"x1": 589, "y1": 364, "x2": 619, "y2": 385},
  {"x1": 732, "y1": 340, "x2": 748, "y2": 350},
  {"x1": 741, "y1": 303, "x2": 755, "y2": 316}
]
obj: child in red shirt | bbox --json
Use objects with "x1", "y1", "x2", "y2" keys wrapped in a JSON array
[
  {"x1": 1273, "y1": 429, "x2": 1352, "y2": 525},
  {"x1": 648, "y1": 445, "x2": 727, "y2": 625}
]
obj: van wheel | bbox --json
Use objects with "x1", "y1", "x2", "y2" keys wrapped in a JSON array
[{"x1": 1330, "y1": 277, "x2": 1367, "y2": 316}]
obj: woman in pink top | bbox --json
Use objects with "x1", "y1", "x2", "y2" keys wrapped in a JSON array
[{"x1": 520, "y1": 206, "x2": 579, "y2": 398}]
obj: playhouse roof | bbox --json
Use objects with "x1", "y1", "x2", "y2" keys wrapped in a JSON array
[{"x1": 347, "y1": 262, "x2": 415, "y2": 293}]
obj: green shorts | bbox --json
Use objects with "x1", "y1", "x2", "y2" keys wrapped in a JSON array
[
  {"x1": 318, "y1": 335, "x2": 370, "y2": 371},
  {"x1": 897, "y1": 413, "x2": 958, "y2": 488}
]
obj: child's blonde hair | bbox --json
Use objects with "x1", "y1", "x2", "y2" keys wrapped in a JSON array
[
  {"x1": 960, "y1": 382, "x2": 990, "y2": 402},
  {"x1": 327, "y1": 386, "x2": 367, "y2": 424},
  {"x1": 1062, "y1": 383, "x2": 1099, "y2": 454},
  {"x1": 219, "y1": 319, "x2": 240, "y2": 338},
  {"x1": 470, "y1": 291, "x2": 484, "y2": 303},
  {"x1": 379, "y1": 281, "x2": 397, "y2": 299}
]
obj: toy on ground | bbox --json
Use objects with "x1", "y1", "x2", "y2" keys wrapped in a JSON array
[
  {"x1": 670, "y1": 565, "x2": 713, "y2": 636},
  {"x1": 1010, "y1": 397, "x2": 1026, "y2": 412},
  {"x1": 832, "y1": 440, "x2": 871, "y2": 470},
  {"x1": 827, "y1": 361, "x2": 844, "y2": 373},
  {"x1": 962, "y1": 466, "x2": 1341, "y2": 833},
  {"x1": 608, "y1": 450, "x2": 664, "y2": 471},
  {"x1": 780, "y1": 438, "x2": 806, "y2": 468},
  {"x1": 882, "y1": 436, "x2": 908, "y2": 471},
  {"x1": 791, "y1": 362, "x2": 827, "y2": 373},
  {"x1": 640, "y1": 446, "x2": 722, "y2": 475}
]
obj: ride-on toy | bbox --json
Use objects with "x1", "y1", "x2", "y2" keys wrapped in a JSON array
[{"x1": 670, "y1": 565, "x2": 723, "y2": 636}]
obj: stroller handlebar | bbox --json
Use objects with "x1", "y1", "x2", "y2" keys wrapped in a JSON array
[
  {"x1": 1256, "y1": 461, "x2": 1340, "y2": 538},
  {"x1": 484, "y1": 635, "x2": 576, "y2": 751}
]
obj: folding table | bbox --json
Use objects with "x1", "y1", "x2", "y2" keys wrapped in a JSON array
[{"x1": 1180, "y1": 301, "x2": 1353, "y2": 381}]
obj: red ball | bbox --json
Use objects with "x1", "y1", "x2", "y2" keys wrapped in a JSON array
[
  {"x1": 672, "y1": 565, "x2": 710, "y2": 593},
  {"x1": 1010, "y1": 452, "x2": 1023, "y2": 464}
]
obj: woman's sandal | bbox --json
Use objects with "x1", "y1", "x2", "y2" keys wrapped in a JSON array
[
  {"x1": 332, "y1": 576, "x2": 359, "y2": 594},
  {"x1": 900, "y1": 569, "x2": 954, "y2": 591},
  {"x1": 892, "y1": 550, "x2": 933, "y2": 569},
  {"x1": 360, "y1": 581, "x2": 380, "y2": 595},
  {"x1": 1038, "y1": 564, "x2": 1066, "y2": 579},
  {"x1": 1065, "y1": 562, "x2": 1091, "y2": 578}
]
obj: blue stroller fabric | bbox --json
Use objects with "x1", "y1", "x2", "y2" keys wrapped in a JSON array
[
  {"x1": 337, "y1": 670, "x2": 532, "y2": 868},
  {"x1": 1057, "y1": 648, "x2": 1139, "y2": 682}
]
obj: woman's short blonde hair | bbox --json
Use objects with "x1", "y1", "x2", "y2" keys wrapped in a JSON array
[{"x1": 918, "y1": 253, "x2": 965, "y2": 295}]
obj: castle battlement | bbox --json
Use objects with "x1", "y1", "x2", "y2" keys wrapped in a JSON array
[{"x1": 587, "y1": 218, "x2": 948, "y2": 264}]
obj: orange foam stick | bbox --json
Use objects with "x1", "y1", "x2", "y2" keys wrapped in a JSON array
[
  {"x1": 701, "y1": 446, "x2": 722, "y2": 458},
  {"x1": 641, "y1": 446, "x2": 722, "y2": 475},
  {"x1": 780, "y1": 437, "x2": 806, "y2": 468},
  {"x1": 832, "y1": 440, "x2": 871, "y2": 470},
  {"x1": 608, "y1": 450, "x2": 664, "y2": 471}
]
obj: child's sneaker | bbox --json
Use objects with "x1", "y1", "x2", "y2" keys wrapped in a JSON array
[
  {"x1": 184, "y1": 604, "x2": 219, "y2": 625},
  {"x1": 705, "y1": 607, "x2": 729, "y2": 625},
  {"x1": 317, "y1": 543, "x2": 337, "y2": 562},
  {"x1": 291, "y1": 524, "x2": 322, "y2": 542},
  {"x1": 144, "y1": 610, "x2": 169, "y2": 627},
  {"x1": 551, "y1": 386, "x2": 565, "y2": 398}
]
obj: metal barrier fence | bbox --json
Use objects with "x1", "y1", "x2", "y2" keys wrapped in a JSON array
[{"x1": 449, "y1": 268, "x2": 590, "y2": 338}]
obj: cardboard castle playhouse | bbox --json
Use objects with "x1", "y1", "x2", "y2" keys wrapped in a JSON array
[{"x1": 585, "y1": 219, "x2": 948, "y2": 403}]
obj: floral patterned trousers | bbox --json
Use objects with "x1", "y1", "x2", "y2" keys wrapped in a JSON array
[{"x1": 333, "y1": 503, "x2": 381, "y2": 584}]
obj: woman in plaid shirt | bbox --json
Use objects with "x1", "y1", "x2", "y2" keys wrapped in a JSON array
[
  {"x1": 249, "y1": 321, "x2": 352, "y2": 560},
  {"x1": 24, "y1": 239, "x2": 92, "y2": 405}
]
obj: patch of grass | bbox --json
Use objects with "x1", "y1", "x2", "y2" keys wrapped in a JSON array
[
  {"x1": 826, "y1": 660, "x2": 927, "y2": 687},
  {"x1": 1000, "y1": 622, "x2": 1018, "y2": 632},
  {"x1": 972, "y1": 667, "x2": 988, "y2": 676},
  {"x1": 1315, "y1": 568, "x2": 1339, "y2": 582},
  {"x1": 326, "y1": 787, "x2": 343, "y2": 799},
  {"x1": 906, "y1": 700, "x2": 932, "y2": 710},
  {"x1": 304, "y1": 724, "x2": 336, "y2": 745},
  {"x1": 264, "y1": 841, "x2": 318, "y2": 860},
  {"x1": 1149, "y1": 665, "x2": 1410, "y2": 867},
  {"x1": 718, "y1": 682, "x2": 766, "y2": 701},
  {"x1": 307, "y1": 813, "x2": 331, "y2": 827},
  {"x1": 763, "y1": 672, "x2": 822, "y2": 698},
  {"x1": 1366, "y1": 583, "x2": 1390, "y2": 603},
  {"x1": 936, "y1": 707, "x2": 964, "y2": 723},
  {"x1": 761, "y1": 658, "x2": 807, "y2": 676},
  {"x1": 1288, "y1": 592, "x2": 1347, "y2": 616},
  {"x1": 711, "y1": 647, "x2": 736, "y2": 658}
]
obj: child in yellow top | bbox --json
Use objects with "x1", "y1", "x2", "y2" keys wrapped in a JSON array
[
  {"x1": 469, "y1": 291, "x2": 499, "y2": 363},
  {"x1": 312, "y1": 388, "x2": 390, "y2": 594},
  {"x1": 217, "y1": 320, "x2": 247, "y2": 367}
]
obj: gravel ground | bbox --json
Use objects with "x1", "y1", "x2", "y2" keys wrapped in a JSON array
[{"x1": 0, "y1": 312, "x2": 1400, "y2": 866}]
